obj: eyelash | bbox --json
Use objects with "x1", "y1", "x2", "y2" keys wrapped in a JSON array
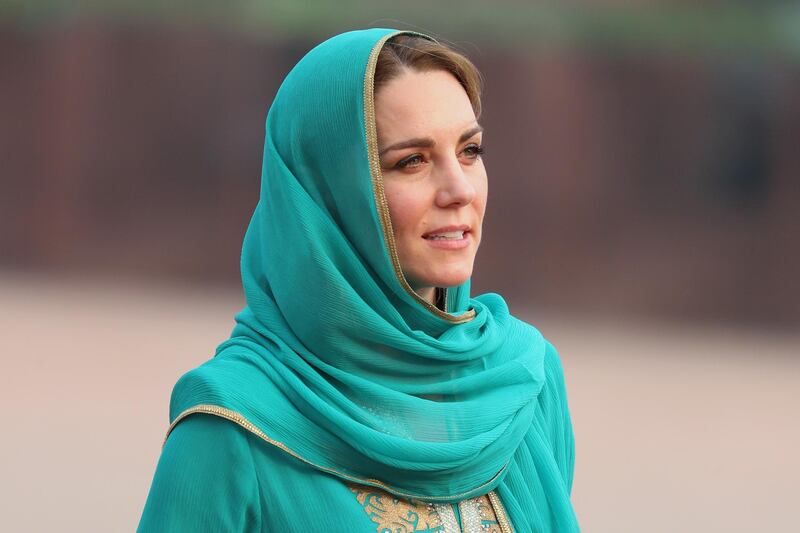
[
  {"x1": 463, "y1": 144, "x2": 485, "y2": 158},
  {"x1": 394, "y1": 144, "x2": 485, "y2": 169}
]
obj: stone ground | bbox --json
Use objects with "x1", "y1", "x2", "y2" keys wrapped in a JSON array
[{"x1": 1, "y1": 272, "x2": 797, "y2": 532}]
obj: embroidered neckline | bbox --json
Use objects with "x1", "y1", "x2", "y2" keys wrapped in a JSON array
[{"x1": 349, "y1": 483, "x2": 512, "y2": 533}]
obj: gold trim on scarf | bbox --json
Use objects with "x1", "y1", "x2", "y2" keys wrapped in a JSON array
[
  {"x1": 363, "y1": 31, "x2": 476, "y2": 324},
  {"x1": 165, "y1": 405, "x2": 507, "y2": 503}
]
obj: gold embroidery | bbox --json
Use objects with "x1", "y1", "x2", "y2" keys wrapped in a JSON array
[
  {"x1": 475, "y1": 494, "x2": 504, "y2": 533},
  {"x1": 487, "y1": 491, "x2": 514, "y2": 533},
  {"x1": 350, "y1": 484, "x2": 442, "y2": 532},
  {"x1": 349, "y1": 483, "x2": 508, "y2": 533}
]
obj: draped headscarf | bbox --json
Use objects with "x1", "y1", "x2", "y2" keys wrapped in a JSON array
[{"x1": 169, "y1": 29, "x2": 568, "y2": 527}]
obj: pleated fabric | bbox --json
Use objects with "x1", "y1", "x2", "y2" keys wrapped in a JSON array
[{"x1": 161, "y1": 28, "x2": 579, "y2": 531}]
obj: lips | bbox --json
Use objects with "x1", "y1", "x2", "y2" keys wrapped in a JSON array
[{"x1": 422, "y1": 225, "x2": 471, "y2": 240}]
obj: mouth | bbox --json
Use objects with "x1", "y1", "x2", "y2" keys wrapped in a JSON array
[
  {"x1": 422, "y1": 225, "x2": 472, "y2": 249},
  {"x1": 422, "y1": 225, "x2": 471, "y2": 241}
]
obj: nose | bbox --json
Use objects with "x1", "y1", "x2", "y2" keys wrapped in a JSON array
[{"x1": 433, "y1": 156, "x2": 476, "y2": 208}]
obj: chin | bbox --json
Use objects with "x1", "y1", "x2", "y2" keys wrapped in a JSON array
[
  {"x1": 438, "y1": 275, "x2": 471, "y2": 289},
  {"x1": 421, "y1": 266, "x2": 474, "y2": 289}
]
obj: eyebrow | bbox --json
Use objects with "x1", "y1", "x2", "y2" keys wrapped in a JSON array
[{"x1": 378, "y1": 124, "x2": 484, "y2": 157}]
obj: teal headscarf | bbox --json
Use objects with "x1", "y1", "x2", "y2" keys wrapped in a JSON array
[{"x1": 169, "y1": 28, "x2": 571, "y2": 528}]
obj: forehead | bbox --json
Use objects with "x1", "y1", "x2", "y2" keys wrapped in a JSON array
[{"x1": 374, "y1": 69, "x2": 478, "y2": 139}]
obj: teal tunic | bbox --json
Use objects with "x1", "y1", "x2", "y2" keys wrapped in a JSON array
[{"x1": 137, "y1": 343, "x2": 577, "y2": 532}]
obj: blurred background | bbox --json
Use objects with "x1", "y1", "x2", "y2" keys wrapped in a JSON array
[{"x1": 1, "y1": 1, "x2": 798, "y2": 531}]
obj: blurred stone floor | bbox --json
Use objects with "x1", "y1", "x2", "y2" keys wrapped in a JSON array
[{"x1": 1, "y1": 272, "x2": 797, "y2": 532}]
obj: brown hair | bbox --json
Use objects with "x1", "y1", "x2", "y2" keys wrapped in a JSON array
[{"x1": 374, "y1": 34, "x2": 483, "y2": 118}]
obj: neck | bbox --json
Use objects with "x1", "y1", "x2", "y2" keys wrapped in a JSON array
[{"x1": 416, "y1": 286, "x2": 437, "y2": 306}]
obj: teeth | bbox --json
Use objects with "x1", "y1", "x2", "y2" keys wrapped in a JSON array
[{"x1": 426, "y1": 231, "x2": 464, "y2": 240}]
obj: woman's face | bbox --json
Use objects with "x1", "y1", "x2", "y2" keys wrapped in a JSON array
[{"x1": 375, "y1": 69, "x2": 487, "y2": 304}]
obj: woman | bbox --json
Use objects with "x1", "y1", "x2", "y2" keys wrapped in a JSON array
[{"x1": 138, "y1": 28, "x2": 579, "y2": 532}]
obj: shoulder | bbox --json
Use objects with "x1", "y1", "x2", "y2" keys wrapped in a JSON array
[
  {"x1": 543, "y1": 340, "x2": 568, "y2": 394},
  {"x1": 536, "y1": 338, "x2": 571, "y2": 419},
  {"x1": 508, "y1": 316, "x2": 569, "y2": 397},
  {"x1": 138, "y1": 415, "x2": 263, "y2": 532},
  {"x1": 165, "y1": 413, "x2": 255, "y2": 463},
  {"x1": 533, "y1": 338, "x2": 576, "y2": 488}
]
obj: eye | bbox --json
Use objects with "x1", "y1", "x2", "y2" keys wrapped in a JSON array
[
  {"x1": 462, "y1": 143, "x2": 485, "y2": 159},
  {"x1": 395, "y1": 154, "x2": 425, "y2": 169}
]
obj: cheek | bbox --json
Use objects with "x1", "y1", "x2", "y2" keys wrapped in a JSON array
[
  {"x1": 384, "y1": 184, "x2": 427, "y2": 236},
  {"x1": 472, "y1": 170, "x2": 489, "y2": 221}
]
